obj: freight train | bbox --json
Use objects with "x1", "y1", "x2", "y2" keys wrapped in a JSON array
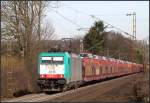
[{"x1": 37, "y1": 52, "x2": 143, "y2": 92}]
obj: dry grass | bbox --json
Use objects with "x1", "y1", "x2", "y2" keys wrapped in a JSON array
[
  {"x1": 130, "y1": 70, "x2": 149, "y2": 103},
  {"x1": 131, "y1": 80, "x2": 149, "y2": 102}
]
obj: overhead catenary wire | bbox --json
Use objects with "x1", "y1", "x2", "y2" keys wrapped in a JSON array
[
  {"x1": 61, "y1": 2, "x2": 135, "y2": 38},
  {"x1": 50, "y1": 9, "x2": 83, "y2": 28},
  {"x1": 62, "y1": 2, "x2": 123, "y2": 17},
  {"x1": 61, "y1": 2, "x2": 90, "y2": 16},
  {"x1": 51, "y1": 3, "x2": 135, "y2": 40},
  {"x1": 51, "y1": 3, "x2": 134, "y2": 39},
  {"x1": 90, "y1": 15, "x2": 135, "y2": 38}
]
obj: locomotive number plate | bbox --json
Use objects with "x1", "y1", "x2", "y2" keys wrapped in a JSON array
[{"x1": 49, "y1": 69, "x2": 55, "y2": 73}]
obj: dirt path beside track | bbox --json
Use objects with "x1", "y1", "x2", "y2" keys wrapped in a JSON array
[{"x1": 46, "y1": 72, "x2": 149, "y2": 102}]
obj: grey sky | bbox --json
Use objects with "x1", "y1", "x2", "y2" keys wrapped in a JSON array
[{"x1": 45, "y1": 1, "x2": 149, "y2": 40}]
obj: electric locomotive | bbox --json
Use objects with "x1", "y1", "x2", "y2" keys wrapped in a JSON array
[{"x1": 37, "y1": 51, "x2": 83, "y2": 91}]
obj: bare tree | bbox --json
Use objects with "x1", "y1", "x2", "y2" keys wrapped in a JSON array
[{"x1": 1, "y1": 1, "x2": 55, "y2": 57}]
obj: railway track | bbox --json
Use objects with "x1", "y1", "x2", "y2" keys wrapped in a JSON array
[{"x1": 2, "y1": 73, "x2": 141, "y2": 102}]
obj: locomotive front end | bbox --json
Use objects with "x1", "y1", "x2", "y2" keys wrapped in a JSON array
[{"x1": 37, "y1": 52, "x2": 69, "y2": 91}]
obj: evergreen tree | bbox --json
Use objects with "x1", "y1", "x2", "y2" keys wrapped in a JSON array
[
  {"x1": 135, "y1": 48, "x2": 143, "y2": 63},
  {"x1": 83, "y1": 20, "x2": 106, "y2": 54}
]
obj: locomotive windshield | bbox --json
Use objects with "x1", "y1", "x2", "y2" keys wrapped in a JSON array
[
  {"x1": 41, "y1": 57, "x2": 64, "y2": 64},
  {"x1": 53, "y1": 57, "x2": 64, "y2": 64}
]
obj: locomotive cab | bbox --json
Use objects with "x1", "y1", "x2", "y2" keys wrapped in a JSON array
[{"x1": 37, "y1": 52, "x2": 69, "y2": 91}]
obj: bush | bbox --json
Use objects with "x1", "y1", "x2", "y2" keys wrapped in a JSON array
[{"x1": 13, "y1": 88, "x2": 32, "y2": 97}]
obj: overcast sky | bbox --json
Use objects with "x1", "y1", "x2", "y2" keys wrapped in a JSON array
[{"x1": 45, "y1": 1, "x2": 149, "y2": 40}]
